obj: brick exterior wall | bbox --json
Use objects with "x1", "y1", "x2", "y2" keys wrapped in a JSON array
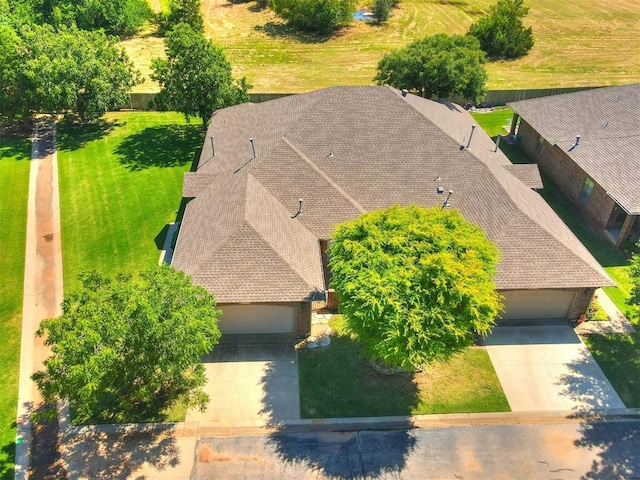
[
  {"x1": 518, "y1": 120, "x2": 616, "y2": 230},
  {"x1": 568, "y1": 287, "x2": 596, "y2": 320}
]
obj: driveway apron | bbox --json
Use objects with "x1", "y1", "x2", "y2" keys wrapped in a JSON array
[
  {"x1": 186, "y1": 342, "x2": 300, "y2": 423},
  {"x1": 484, "y1": 325, "x2": 625, "y2": 412}
]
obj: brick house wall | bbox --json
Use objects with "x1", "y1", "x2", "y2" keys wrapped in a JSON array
[
  {"x1": 568, "y1": 287, "x2": 596, "y2": 320},
  {"x1": 518, "y1": 120, "x2": 616, "y2": 230}
]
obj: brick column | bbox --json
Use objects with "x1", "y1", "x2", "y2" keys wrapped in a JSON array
[
  {"x1": 509, "y1": 113, "x2": 520, "y2": 135},
  {"x1": 616, "y1": 214, "x2": 637, "y2": 246}
]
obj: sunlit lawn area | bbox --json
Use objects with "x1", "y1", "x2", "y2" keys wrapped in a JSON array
[
  {"x1": 130, "y1": 0, "x2": 640, "y2": 93},
  {"x1": 57, "y1": 112, "x2": 203, "y2": 292},
  {"x1": 298, "y1": 316, "x2": 509, "y2": 418},
  {"x1": 583, "y1": 334, "x2": 640, "y2": 408},
  {"x1": 0, "y1": 135, "x2": 31, "y2": 480}
]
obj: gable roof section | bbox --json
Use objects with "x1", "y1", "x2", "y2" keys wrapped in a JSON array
[
  {"x1": 173, "y1": 86, "x2": 612, "y2": 303},
  {"x1": 508, "y1": 84, "x2": 640, "y2": 214}
]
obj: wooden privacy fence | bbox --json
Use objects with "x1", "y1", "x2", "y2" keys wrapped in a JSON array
[{"x1": 122, "y1": 86, "x2": 602, "y2": 111}]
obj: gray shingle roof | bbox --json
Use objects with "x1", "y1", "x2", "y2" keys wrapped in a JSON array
[
  {"x1": 508, "y1": 84, "x2": 640, "y2": 214},
  {"x1": 172, "y1": 86, "x2": 613, "y2": 303},
  {"x1": 503, "y1": 164, "x2": 544, "y2": 189}
]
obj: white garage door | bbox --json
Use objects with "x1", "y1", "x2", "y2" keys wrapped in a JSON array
[
  {"x1": 500, "y1": 290, "x2": 576, "y2": 321},
  {"x1": 218, "y1": 305, "x2": 295, "y2": 334}
]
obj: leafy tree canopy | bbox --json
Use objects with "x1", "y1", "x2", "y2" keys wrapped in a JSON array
[
  {"x1": 329, "y1": 205, "x2": 502, "y2": 370},
  {"x1": 468, "y1": 0, "x2": 534, "y2": 59},
  {"x1": 32, "y1": 265, "x2": 222, "y2": 423},
  {"x1": 629, "y1": 242, "x2": 640, "y2": 320},
  {"x1": 270, "y1": 0, "x2": 355, "y2": 35},
  {"x1": 151, "y1": 23, "x2": 250, "y2": 125},
  {"x1": 374, "y1": 34, "x2": 488, "y2": 104},
  {"x1": 1, "y1": 0, "x2": 151, "y2": 36},
  {"x1": 0, "y1": 23, "x2": 141, "y2": 123},
  {"x1": 161, "y1": 0, "x2": 204, "y2": 34}
]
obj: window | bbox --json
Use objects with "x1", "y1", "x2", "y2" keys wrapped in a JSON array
[{"x1": 579, "y1": 177, "x2": 594, "y2": 203}]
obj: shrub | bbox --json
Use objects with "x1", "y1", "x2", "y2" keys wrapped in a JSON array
[
  {"x1": 468, "y1": 0, "x2": 534, "y2": 59},
  {"x1": 270, "y1": 0, "x2": 356, "y2": 34}
]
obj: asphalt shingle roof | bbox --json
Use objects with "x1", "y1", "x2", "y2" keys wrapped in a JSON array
[
  {"x1": 172, "y1": 86, "x2": 612, "y2": 303},
  {"x1": 508, "y1": 84, "x2": 640, "y2": 214}
]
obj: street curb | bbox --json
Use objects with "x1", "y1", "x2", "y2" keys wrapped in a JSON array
[{"x1": 58, "y1": 408, "x2": 640, "y2": 439}]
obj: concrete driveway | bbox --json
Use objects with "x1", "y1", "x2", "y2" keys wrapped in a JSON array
[
  {"x1": 484, "y1": 325, "x2": 625, "y2": 412},
  {"x1": 186, "y1": 340, "x2": 300, "y2": 424}
]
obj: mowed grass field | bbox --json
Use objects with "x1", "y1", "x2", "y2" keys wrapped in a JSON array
[
  {"x1": 123, "y1": 0, "x2": 640, "y2": 93},
  {"x1": 0, "y1": 136, "x2": 30, "y2": 480},
  {"x1": 57, "y1": 112, "x2": 203, "y2": 291}
]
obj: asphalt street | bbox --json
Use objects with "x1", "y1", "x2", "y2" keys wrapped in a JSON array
[{"x1": 191, "y1": 420, "x2": 640, "y2": 479}]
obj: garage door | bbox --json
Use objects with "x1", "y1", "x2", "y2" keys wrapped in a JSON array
[
  {"x1": 218, "y1": 305, "x2": 295, "y2": 334},
  {"x1": 500, "y1": 290, "x2": 576, "y2": 321}
]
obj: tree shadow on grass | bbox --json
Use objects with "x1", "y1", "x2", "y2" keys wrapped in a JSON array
[
  {"x1": 115, "y1": 124, "x2": 204, "y2": 171},
  {"x1": 0, "y1": 437, "x2": 16, "y2": 480},
  {"x1": 254, "y1": 22, "x2": 333, "y2": 44},
  {"x1": 57, "y1": 117, "x2": 121, "y2": 152}
]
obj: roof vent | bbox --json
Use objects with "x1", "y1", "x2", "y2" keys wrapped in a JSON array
[
  {"x1": 210, "y1": 136, "x2": 216, "y2": 157},
  {"x1": 465, "y1": 124, "x2": 476, "y2": 149},
  {"x1": 401, "y1": 89, "x2": 408, "y2": 97},
  {"x1": 437, "y1": 186, "x2": 444, "y2": 194},
  {"x1": 291, "y1": 198, "x2": 303, "y2": 219},
  {"x1": 441, "y1": 190, "x2": 453, "y2": 209},
  {"x1": 568, "y1": 135, "x2": 581, "y2": 152},
  {"x1": 250, "y1": 137, "x2": 257, "y2": 159}
]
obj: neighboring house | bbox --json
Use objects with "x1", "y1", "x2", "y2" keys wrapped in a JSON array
[
  {"x1": 171, "y1": 86, "x2": 612, "y2": 337},
  {"x1": 508, "y1": 84, "x2": 640, "y2": 247}
]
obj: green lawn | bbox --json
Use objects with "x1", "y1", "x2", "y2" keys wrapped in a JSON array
[
  {"x1": 57, "y1": 112, "x2": 203, "y2": 292},
  {"x1": 582, "y1": 334, "x2": 640, "y2": 408},
  {"x1": 298, "y1": 317, "x2": 509, "y2": 418},
  {"x1": 129, "y1": 0, "x2": 640, "y2": 94},
  {"x1": 0, "y1": 135, "x2": 31, "y2": 480}
]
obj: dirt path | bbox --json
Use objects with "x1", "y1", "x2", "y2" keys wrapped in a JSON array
[{"x1": 15, "y1": 115, "x2": 65, "y2": 479}]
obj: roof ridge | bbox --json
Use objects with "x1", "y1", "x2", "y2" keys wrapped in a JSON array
[
  {"x1": 245, "y1": 173, "x2": 325, "y2": 291},
  {"x1": 243, "y1": 221, "x2": 318, "y2": 293},
  {"x1": 506, "y1": 195, "x2": 613, "y2": 286},
  {"x1": 178, "y1": 174, "x2": 248, "y2": 276},
  {"x1": 282, "y1": 136, "x2": 366, "y2": 214}
]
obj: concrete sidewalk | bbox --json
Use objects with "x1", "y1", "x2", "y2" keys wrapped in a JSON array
[
  {"x1": 15, "y1": 115, "x2": 64, "y2": 480},
  {"x1": 576, "y1": 288, "x2": 636, "y2": 335}
]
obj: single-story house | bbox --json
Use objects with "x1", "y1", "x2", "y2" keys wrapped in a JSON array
[
  {"x1": 171, "y1": 86, "x2": 612, "y2": 337},
  {"x1": 508, "y1": 84, "x2": 640, "y2": 247}
]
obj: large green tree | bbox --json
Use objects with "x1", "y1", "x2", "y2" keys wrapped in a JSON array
[
  {"x1": 32, "y1": 265, "x2": 222, "y2": 423},
  {"x1": 2, "y1": 0, "x2": 151, "y2": 36},
  {"x1": 0, "y1": 23, "x2": 141, "y2": 123},
  {"x1": 329, "y1": 205, "x2": 502, "y2": 370},
  {"x1": 374, "y1": 34, "x2": 488, "y2": 104},
  {"x1": 468, "y1": 0, "x2": 534, "y2": 59},
  {"x1": 270, "y1": 0, "x2": 355, "y2": 34},
  {"x1": 629, "y1": 243, "x2": 640, "y2": 320},
  {"x1": 161, "y1": 0, "x2": 204, "y2": 34},
  {"x1": 151, "y1": 23, "x2": 250, "y2": 125}
]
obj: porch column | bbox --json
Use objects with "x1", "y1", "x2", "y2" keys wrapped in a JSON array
[
  {"x1": 509, "y1": 113, "x2": 520, "y2": 135},
  {"x1": 616, "y1": 214, "x2": 636, "y2": 247}
]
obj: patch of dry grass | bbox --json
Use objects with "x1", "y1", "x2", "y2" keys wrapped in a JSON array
[{"x1": 130, "y1": 0, "x2": 640, "y2": 93}]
